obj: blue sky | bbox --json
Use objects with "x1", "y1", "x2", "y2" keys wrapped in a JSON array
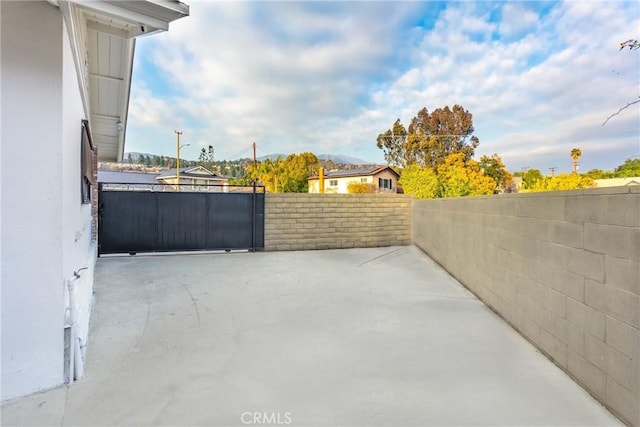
[{"x1": 126, "y1": 1, "x2": 639, "y2": 173}]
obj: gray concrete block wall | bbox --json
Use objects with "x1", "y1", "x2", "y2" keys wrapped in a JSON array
[
  {"x1": 412, "y1": 187, "x2": 640, "y2": 426},
  {"x1": 264, "y1": 193, "x2": 411, "y2": 251}
]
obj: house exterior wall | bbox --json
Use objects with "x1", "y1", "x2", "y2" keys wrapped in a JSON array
[
  {"x1": 157, "y1": 176, "x2": 229, "y2": 191},
  {"x1": 309, "y1": 170, "x2": 399, "y2": 194},
  {"x1": 595, "y1": 177, "x2": 640, "y2": 188},
  {"x1": 1, "y1": 1, "x2": 95, "y2": 400},
  {"x1": 62, "y1": 19, "x2": 98, "y2": 359},
  {"x1": 412, "y1": 187, "x2": 640, "y2": 426},
  {"x1": 264, "y1": 194, "x2": 411, "y2": 251}
]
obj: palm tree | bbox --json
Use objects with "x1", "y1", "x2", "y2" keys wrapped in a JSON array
[{"x1": 570, "y1": 148, "x2": 582, "y2": 174}]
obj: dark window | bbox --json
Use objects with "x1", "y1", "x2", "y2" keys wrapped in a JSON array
[
  {"x1": 81, "y1": 120, "x2": 95, "y2": 204},
  {"x1": 329, "y1": 179, "x2": 338, "y2": 186},
  {"x1": 378, "y1": 178, "x2": 392, "y2": 190}
]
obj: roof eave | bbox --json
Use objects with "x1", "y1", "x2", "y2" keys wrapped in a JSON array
[
  {"x1": 71, "y1": 1, "x2": 189, "y2": 36},
  {"x1": 64, "y1": 1, "x2": 189, "y2": 162}
]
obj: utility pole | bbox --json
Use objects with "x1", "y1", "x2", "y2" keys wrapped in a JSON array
[
  {"x1": 252, "y1": 142, "x2": 257, "y2": 186},
  {"x1": 549, "y1": 167, "x2": 557, "y2": 177},
  {"x1": 252, "y1": 142, "x2": 257, "y2": 170},
  {"x1": 174, "y1": 131, "x2": 189, "y2": 192},
  {"x1": 175, "y1": 131, "x2": 183, "y2": 190}
]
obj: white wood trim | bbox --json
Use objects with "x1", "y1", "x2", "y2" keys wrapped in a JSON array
[
  {"x1": 71, "y1": 1, "x2": 169, "y2": 32},
  {"x1": 117, "y1": 38, "x2": 135, "y2": 162},
  {"x1": 59, "y1": 1, "x2": 90, "y2": 119}
]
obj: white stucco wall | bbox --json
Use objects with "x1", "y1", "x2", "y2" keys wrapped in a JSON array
[
  {"x1": 61, "y1": 14, "x2": 97, "y2": 355},
  {"x1": 1, "y1": 1, "x2": 95, "y2": 400}
]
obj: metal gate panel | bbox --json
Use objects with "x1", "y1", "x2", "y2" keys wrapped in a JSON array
[
  {"x1": 99, "y1": 191, "x2": 159, "y2": 253},
  {"x1": 98, "y1": 186, "x2": 264, "y2": 255},
  {"x1": 205, "y1": 193, "x2": 265, "y2": 250},
  {"x1": 157, "y1": 193, "x2": 208, "y2": 251}
]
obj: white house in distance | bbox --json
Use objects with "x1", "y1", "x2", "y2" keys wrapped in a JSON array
[
  {"x1": 594, "y1": 177, "x2": 640, "y2": 187},
  {"x1": 308, "y1": 166, "x2": 400, "y2": 194},
  {"x1": 1, "y1": 0, "x2": 188, "y2": 401},
  {"x1": 156, "y1": 166, "x2": 230, "y2": 191}
]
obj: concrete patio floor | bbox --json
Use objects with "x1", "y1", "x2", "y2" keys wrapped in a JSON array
[{"x1": 1, "y1": 246, "x2": 622, "y2": 426}]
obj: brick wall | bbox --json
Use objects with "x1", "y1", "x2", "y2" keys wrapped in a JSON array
[
  {"x1": 265, "y1": 193, "x2": 411, "y2": 251},
  {"x1": 412, "y1": 187, "x2": 640, "y2": 426}
]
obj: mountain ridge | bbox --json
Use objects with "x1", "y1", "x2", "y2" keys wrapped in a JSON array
[
  {"x1": 254, "y1": 153, "x2": 373, "y2": 165},
  {"x1": 123, "y1": 151, "x2": 377, "y2": 166}
]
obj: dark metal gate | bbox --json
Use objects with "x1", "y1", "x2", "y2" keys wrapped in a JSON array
[{"x1": 98, "y1": 184, "x2": 265, "y2": 255}]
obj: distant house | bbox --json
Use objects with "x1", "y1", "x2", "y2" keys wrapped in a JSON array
[
  {"x1": 156, "y1": 166, "x2": 229, "y2": 191},
  {"x1": 98, "y1": 170, "x2": 160, "y2": 190},
  {"x1": 594, "y1": 177, "x2": 640, "y2": 188},
  {"x1": 308, "y1": 166, "x2": 400, "y2": 194}
]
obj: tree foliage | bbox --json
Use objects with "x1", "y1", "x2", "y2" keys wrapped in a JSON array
[
  {"x1": 584, "y1": 169, "x2": 610, "y2": 180},
  {"x1": 614, "y1": 157, "x2": 640, "y2": 177},
  {"x1": 377, "y1": 105, "x2": 479, "y2": 169},
  {"x1": 530, "y1": 174, "x2": 594, "y2": 192},
  {"x1": 198, "y1": 145, "x2": 215, "y2": 170},
  {"x1": 400, "y1": 153, "x2": 494, "y2": 199},
  {"x1": 280, "y1": 152, "x2": 319, "y2": 192},
  {"x1": 437, "y1": 153, "x2": 495, "y2": 197},
  {"x1": 478, "y1": 154, "x2": 512, "y2": 193},
  {"x1": 375, "y1": 119, "x2": 408, "y2": 168},
  {"x1": 248, "y1": 152, "x2": 319, "y2": 193},
  {"x1": 522, "y1": 169, "x2": 544, "y2": 189},
  {"x1": 347, "y1": 182, "x2": 377, "y2": 194},
  {"x1": 399, "y1": 165, "x2": 439, "y2": 199}
]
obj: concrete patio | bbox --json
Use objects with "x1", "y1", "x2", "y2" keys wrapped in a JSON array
[{"x1": 1, "y1": 246, "x2": 622, "y2": 426}]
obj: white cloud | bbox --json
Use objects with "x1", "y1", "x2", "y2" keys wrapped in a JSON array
[
  {"x1": 128, "y1": 84, "x2": 175, "y2": 127},
  {"x1": 499, "y1": 3, "x2": 540, "y2": 39},
  {"x1": 125, "y1": 1, "x2": 640, "y2": 171}
]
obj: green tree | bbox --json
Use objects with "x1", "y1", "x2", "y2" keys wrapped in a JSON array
[
  {"x1": 531, "y1": 173, "x2": 594, "y2": 191},
  {"x1": 399, "y1": 165, "x2": 439, "y2": 199},
  {"x1": 279, "y1": 152, "x2": 319, "y2": 192},
  {"x1": 479, "y1": 154, "x2": 512, "y2": 193},
  {"x1": 522, "y1": 169, "x2": 543, "y2": 189},
  {"x1": 614, "y1": 157, "x2": 640, "y2": 177},
  {"x1": 376, "y1": 105, "x2": 479, "y2": 169},
  {"x1": 198, "y1": 145, "x2": 215, "y2": 170},
  {"x1": 249, "y1": 152, "x2": 318, "y2": 193},
  {"x1": 376, "y1": 119, "x2": 408, "y2": 168},
  {"x1": 127, "y1": 153, "x2": 133, "y2": 164},
  {"x1": 584, "y1": 169, "x2": 606, "y2": 179},
  {"x1": 436, "y1": 153, "x2": 495, "y2": 197},
  {"x1": 250, "y1": 158, "x2": 281, "y2": 192}
]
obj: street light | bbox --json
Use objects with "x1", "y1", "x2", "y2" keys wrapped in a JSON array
[{"x1": 175, "y1": 130, "x2": 190, "y2": 191}]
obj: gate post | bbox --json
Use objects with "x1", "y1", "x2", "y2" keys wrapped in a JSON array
[
  {"x1": 251, "y1": 182, "x2": 257, "y2": 252},
  {"x1": 97, "y1": 182, "x2": 103, "y2": 256}
]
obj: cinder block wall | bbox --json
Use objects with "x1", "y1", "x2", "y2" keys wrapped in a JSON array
[
  {"x1": 265, "y1": 193, "x2": 411, "y2": 251},
  {"x1": 412, "y1": 187, "x2": 639, "y2": 426}
]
